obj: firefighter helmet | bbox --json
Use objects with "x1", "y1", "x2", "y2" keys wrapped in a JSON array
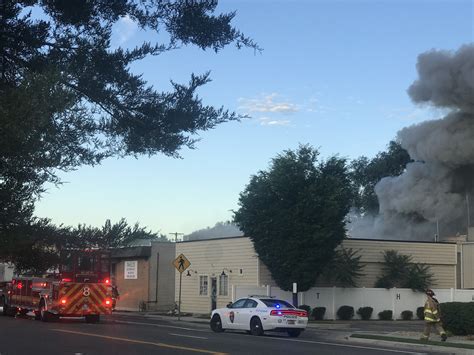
[{"x1": 425, "y1": 289, "x2": 435, "y2": 296}]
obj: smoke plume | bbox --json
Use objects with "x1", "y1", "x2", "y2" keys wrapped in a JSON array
[{"x1": 350, "y1": 44, "x2": 474, "y2": 240}]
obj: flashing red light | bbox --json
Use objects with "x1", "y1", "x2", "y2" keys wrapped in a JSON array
[
  {"x1": 105, "y1": 298, "x2": 112, "y2": 306},
  {"x1": 61, "y1": 278, "x2": 72, "y2": 282},
  {"x1": 60, "y1": 298, "x2": 67, "y2": 305},
  {"x1": 270, "y1": 310, "x2": 307, "y2": 317},
  {"x1": 17, "y1": 282, "x2": 23, "y2": 289},
  {"x1": 104, "y1": 279, "x2": 110, "y2": 284}
]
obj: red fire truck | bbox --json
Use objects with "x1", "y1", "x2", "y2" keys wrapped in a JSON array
[{"x1": 1, "y1": 250, "x2": 113, "y2": 323}]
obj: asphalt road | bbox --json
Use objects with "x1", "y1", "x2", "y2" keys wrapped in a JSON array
[{"x1": 0, "y1": 313, "x2": 445, "y2": 355}]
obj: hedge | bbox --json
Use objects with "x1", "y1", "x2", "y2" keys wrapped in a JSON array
[
  {"x1": 312, "y1": 307, "x2": 326, "y2": 320},
  {"x1": 400, "y1": 310, "x2": 413, "y2": 320},
  {"x1": 440, "y1": 302, "x2": 474, "y2": 335},
  {"x1": 378, "y1": 310, "x2": 393, "y2": 320},
  {"x1": 416, "y1": 306, "x2": 424, "y2": 320},
  {"x1": 337, "y1": 305, "x2": 354, "y2": 320},
  {"x1": 357, "y1": 307, "x2": 373, "y2": 320}
]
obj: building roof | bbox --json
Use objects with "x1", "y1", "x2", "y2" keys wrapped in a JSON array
[
  {"x1": 110, "y1": 246, "x2": 151, "y2": 259},
  {"x1": 177, "y1": 235, "x2": 455, "y2": 245}
]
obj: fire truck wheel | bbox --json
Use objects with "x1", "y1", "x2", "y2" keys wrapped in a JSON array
[
  {"x1": 85, "y1": 315, "x2": 100, "y2": 323},
  {"x1": 6, "y1": 306, "x2": 17, "y2": 317}
]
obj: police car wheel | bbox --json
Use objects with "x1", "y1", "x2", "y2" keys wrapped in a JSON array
[
  {"x1": 210, "y1": 314, "x2": 224, "y2": 333},
  {"x1": 250, "y1": 317, "x2": 264, "y2": 336},
  {"x1": 287, "y1": 329, "x2": 302, "y2": 338}
]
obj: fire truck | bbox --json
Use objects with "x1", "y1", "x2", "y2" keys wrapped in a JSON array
[{"x1": 1, "y1": 250, "x2": 113, "y2": 323}]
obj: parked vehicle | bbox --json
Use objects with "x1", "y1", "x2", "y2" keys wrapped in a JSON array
[
  {"x1": 210, "y1": 296, "x2": 308, "y2": 337},
  {"x1": 1, "y1": 249, "x2": 113, "y2": 323}
]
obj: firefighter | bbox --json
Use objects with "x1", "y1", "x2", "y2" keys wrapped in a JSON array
[
  {"x1": 112, "y1": 285, "x2": 120, "y2": 311},
  {"x1": 420, "y1": 289, "x2": 447, "y2": 341}
]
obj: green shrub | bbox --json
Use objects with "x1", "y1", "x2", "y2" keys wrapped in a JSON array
[
  {"x1": 378, "y1": 310, "x2": 393, "y2": 320},
  {"x1": 311, "y1": 307, "x2": 326, "y2": 320},
  {"x1": 337, "y1": 305, "x2": 354, "y2": 320},
  {"x1": 299, "y1": 305, "x2": 311, "y2": 315},
  {"x1": 416, "y1": 306, "x2": 424, "y2": 320},
  {"x1": 440, "y1": 302, "x2": 474, "y2": 335},
  {"x1": 401, "y1": 310, "x2": 413, "y2": 320},
  {"x1": 357, "y1": 307, "x2": 373, "y2": 320}
]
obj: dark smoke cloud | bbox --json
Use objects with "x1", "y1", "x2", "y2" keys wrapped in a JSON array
[{"x1": 350, "y1": 44, "x2": 474, "y2": 240}]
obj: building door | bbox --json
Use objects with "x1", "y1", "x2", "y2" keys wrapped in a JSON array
[{"x1": 211, "y1": 277, "x2": 217, "y2": 310}]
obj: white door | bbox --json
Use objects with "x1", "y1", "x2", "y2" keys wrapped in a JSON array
[
  {"x1": 236, "y1": 299, "x2": 258, "y2": 330},
  {"x1": 223, "y1": 298, "x2": 246, "y2": 329}
]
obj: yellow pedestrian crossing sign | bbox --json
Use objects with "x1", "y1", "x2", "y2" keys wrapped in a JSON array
[{"x1": 173, "y1": 253, "x2": 191, "y2": 273}]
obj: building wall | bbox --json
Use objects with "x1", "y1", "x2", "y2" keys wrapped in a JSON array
[
  {"x1": 259, "y1": 239, "x2": 458, "y2": 289},
  {"x1": 115, "y1": 258, "x2": 150, "y2": 311},
  {"x1": 0, "y1": 263, "x2": 14, "y2": 282},
  {"x1": 148, "y1": 242, "x2": 176, "y2": 311},
  {"x1": 175, "y1": 237, "x2": 259, "y2": 314},
  {"x1": 175, "y1": 237, "x2": 458, "y2": 314},
  {"x1": 461, "y1": 243, "x2": 474, "y2": 288}
]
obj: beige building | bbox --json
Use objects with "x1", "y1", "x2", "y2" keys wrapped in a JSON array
[
  {"x1": 175, "y1": 236, "x2": 458, "y2": 314},
  {"x1": 111, "y1": 241, "x2": 176, "y2": 311}
]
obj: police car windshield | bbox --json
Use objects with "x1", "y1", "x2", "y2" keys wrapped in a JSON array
[{"x1": 261, "y1": 299, "x2": 294, "y2": 308}]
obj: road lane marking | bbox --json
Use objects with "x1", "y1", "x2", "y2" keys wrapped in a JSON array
[
  {"x1": 169, "y1": 333, "x2": 208, "y2": 340},
  {"x1": 114, "y1": 320, "x2": 209, "y2": 332},
  {"x1": 51, "y1": 329, "x2": 225, "y2": 355},
  {"x1": 264, "y1": 337, "x2": 426, "y2": 354}
]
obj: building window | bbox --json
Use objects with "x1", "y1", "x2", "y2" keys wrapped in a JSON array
[
  {"x1": 219, "y1": 274, "x2": 228, "y2": 296},
  {"x1": 199, "y1": 275, "x2": 208, "y2": 296}
]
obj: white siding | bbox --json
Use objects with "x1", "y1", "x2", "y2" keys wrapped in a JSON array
[
  {"x1": 175, "y1": 237, "x2": 259, "y2": 314},
  {"x1": 259, "y1": 239, "x2": 457, "y2": 289}
]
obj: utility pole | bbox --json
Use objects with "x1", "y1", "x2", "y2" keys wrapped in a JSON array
[{"x1": 169, "y1": 232, "x2": 184, "y2": 243}]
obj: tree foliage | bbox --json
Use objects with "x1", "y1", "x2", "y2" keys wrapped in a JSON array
[
  {"x1": 321, "y1": 248, "x2": 364, "y2": 287},
  {"x1": 1, "y1": 0, "x2": 257, "y2": 265},
  {"x1": 4, "y1": 218, "x2": 161, "y2": 274},
  {"x1": 233, "y1": 145, "x2": 353, "y2": 291},
  {"x1": 350, "y1": 141, "x2": 411, "y2": 214},
  {"x1": 374, "y1": 250, "x2": 434, "y2": 292}
]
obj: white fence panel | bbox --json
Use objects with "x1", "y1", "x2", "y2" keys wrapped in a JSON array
[
  {"x1": 303, "y1": 288, "x2": 336, "y2": 319},
  {"x1": 233, "y1": 285, "x2": 474, "y2": 320}
]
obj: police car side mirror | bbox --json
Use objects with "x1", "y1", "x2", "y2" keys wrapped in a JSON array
[{"x1": 226, "y1": 302, "x2": 233, "y2": 308}]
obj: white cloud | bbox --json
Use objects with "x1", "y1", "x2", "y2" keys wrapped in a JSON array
[
  {"x1": 239, "y1": 93, "x2": 298, "y2": 114},
  {"x1": 258, "y1": 117, "x2": 291, "y2": 126},
  {"x1": 115, "y1": 15, "x2": 138, "y2": 44}
]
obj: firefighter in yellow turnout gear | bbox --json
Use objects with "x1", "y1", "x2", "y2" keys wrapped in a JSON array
[{"x1": 421, "y1": 289, "x2": 447, "y2": 341}]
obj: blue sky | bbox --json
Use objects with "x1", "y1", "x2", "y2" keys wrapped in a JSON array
[{"x1": 34, "y1": 0, "x2": 474, "y2": 236}]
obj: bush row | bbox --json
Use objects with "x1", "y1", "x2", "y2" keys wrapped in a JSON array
[
  {"x1": 301, "y1": 302, "x2": 474, "y2": 334},
  {"x1": 301, "y1": 304, "x2": 420, "y2": 320}
]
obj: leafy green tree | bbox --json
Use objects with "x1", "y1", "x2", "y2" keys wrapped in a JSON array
[
  {"x1": 321, "y1": 248, "x2": 364, "y2": 287},
  {"x1": 1, "y1": 0, "x2": 257, "y2": 263},
  {"x1": 374, "y1": 250, "x2": 434, "y2": 292},
  {"x1": 234, "y1": 145, "x2": 353, "y2": 291},
  {"x1": 6, "y1": 218, "x2": 161, "y2": 274},
  {"x1": 350, "y1": 141, "x2": 411, "y2": 214}
]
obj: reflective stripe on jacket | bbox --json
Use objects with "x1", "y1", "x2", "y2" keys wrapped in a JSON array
[{"x1": 424, "y1": 296, "x2": 440, "y2": 322}]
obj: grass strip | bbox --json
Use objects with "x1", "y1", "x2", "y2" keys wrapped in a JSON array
[{"x1": 350, "y1": 334, "x2": 474, "y2": 350}]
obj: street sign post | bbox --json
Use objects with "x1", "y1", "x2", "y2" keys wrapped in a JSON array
[{"x1": 173, "y1": 254, "x2": 191, "y2": 320}]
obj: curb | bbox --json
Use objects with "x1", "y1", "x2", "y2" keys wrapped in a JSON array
[{"x1": 349, "y1": 334, "x2": 474, "y2": 354}]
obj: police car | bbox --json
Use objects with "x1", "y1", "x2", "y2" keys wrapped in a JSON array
[{"x1": 210, "y1": 296, "x2": 308, "y2": 337}]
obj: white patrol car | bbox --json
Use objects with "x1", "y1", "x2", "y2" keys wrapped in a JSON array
[{"x1": 210, "y1": 296, "x2": 308, "y2": 337}]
